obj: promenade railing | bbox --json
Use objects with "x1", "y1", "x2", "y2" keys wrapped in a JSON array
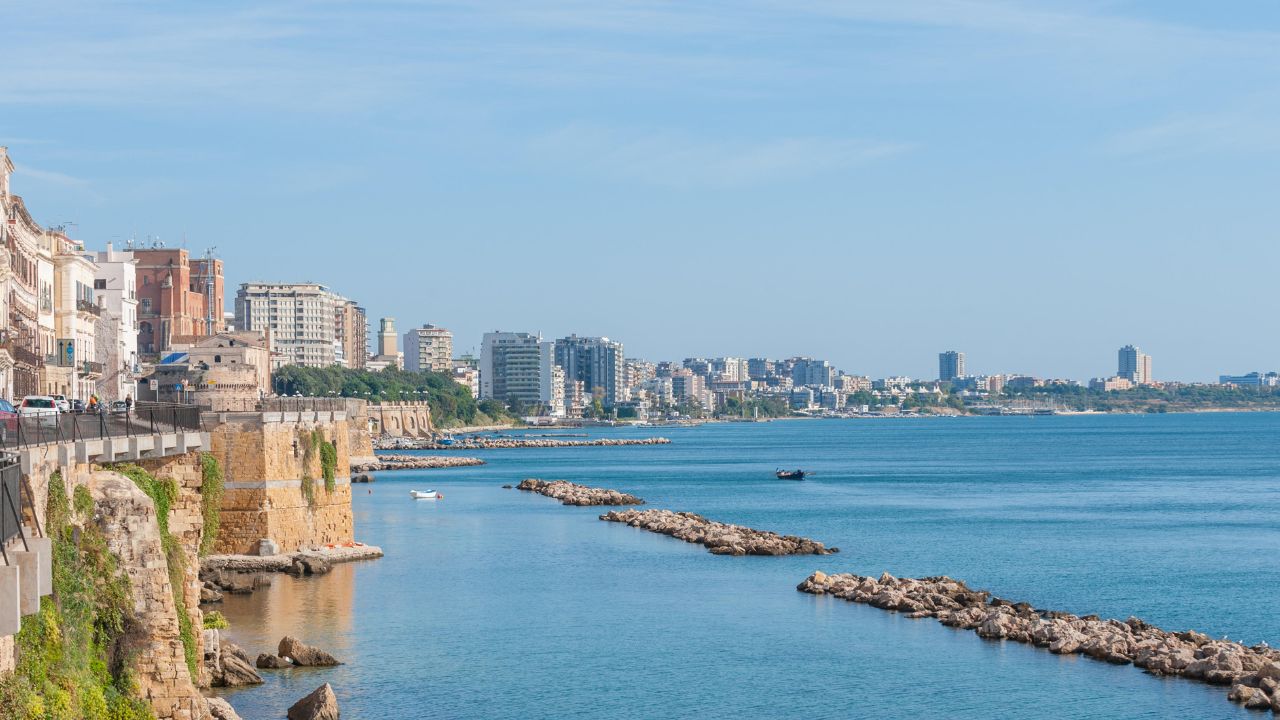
[
  {"x1": 0, "y1": 453, "x2": 35, "y2": 565},
  {"x1": 0, "y1": 402, "x2": 203, "y2": 452}
]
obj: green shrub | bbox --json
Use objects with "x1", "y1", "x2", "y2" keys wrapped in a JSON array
[{"x1": 202, "y1": 610, "x2": 229, "y2": 630}]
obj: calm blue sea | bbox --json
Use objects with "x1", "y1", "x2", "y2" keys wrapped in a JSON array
[{"x1": 215, "y1": 414, "x2": 1279, "y2": 719}]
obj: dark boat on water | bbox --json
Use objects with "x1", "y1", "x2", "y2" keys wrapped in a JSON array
[{"x1": 776, "y1": 469, "x2": 805, "y2": 480}]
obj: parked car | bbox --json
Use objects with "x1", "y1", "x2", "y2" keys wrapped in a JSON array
[
  {"x1": 71, "y1": 398, "x2": 86, "y2": 413},
  {"x1": 19, "y1": 396, "x2": 60, "y2": 428},
  {"x1": 51, "y1": 394, "x2": 71, "y2": 413},
  {"x1": 0, "y1": 399, "x2": 18, "y2": 442},
  {"x1": 109, "y1": 400, "x2": 129, "y2": 415}
]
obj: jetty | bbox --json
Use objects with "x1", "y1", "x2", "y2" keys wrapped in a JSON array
[
  {"x1": 353, "y1": 454, "x2": 485, "y2": 473},
  {"x1": 516, "y1": 478, "x2": 645, "y2": 506},
  {"x1": 600, "y1": 509, "x2": 838, "y2": 556},
  {"x1": 797, "y1": 571, "x2": 1280, "y2": 714}
]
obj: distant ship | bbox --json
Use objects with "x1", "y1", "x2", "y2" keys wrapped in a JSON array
[{"x1": 775, "y1": 469, "x2": 805, "y2": 480}]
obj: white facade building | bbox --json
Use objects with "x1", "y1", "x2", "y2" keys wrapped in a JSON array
[
  {"x1": 234, "y1": 282, "x2": 358, "y2": 368},
  {"x1": 403, "y1": 324, "x2": 454, "y2": 373},
  {"x1": 93, "y1": 244, "x2": 140, "y2": 401}
]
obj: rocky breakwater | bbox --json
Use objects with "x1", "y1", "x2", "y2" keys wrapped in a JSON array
[
  {"x1": 516, "y1": 478, "x2": 645, "y2": 506},
  {"x1": 797, "y1": 571, "x2": 1280, "y2": 714},
  {"x1": 601, "y1": 509, "x2": 839, "y2": 556},
  {"x1": 352, "y1": 454, "x2": 486, "y2": 473},
  {"x1": 376, "y1": 436, "x2": 671, "y2": 450}
]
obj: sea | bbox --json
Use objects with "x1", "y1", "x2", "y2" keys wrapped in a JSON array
[{"x1": 214, "y1": 413, "x2": 1279, "y2": 719}]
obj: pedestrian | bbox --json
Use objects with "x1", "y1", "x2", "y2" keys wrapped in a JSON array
[{"x1": 125, "y1": 394, "x2": 133, "y2": 413}]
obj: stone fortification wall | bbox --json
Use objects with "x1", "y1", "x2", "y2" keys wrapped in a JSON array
[
  {"x1": 367, "y1": 401, "x2": 433, "y2": 439},
  {"x1": 206, "y1": 409, "x2": 354, "y2": 554}
]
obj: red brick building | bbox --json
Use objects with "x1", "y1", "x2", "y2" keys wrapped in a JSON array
[{"x1": 134, "y1": 248, "x2": 224, "y2": 354}]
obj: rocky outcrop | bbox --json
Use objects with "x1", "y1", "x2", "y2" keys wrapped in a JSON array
[
  {"x1": 797, "y1": 571, "x2": 1280, "y2": 715},
  {"x1": 203, "y1": 630, "x2": 263, "y2": 687},
  {"x1": 601, "y1": 509, "x2": 838, "y2": 556},
  {"x1": 517, "y1": 478, "x2": 645, "y2": 506},
  {"x1": 376, "y1": 436, "x2": 671, "y2": 450},
  {"x1": 91, "y1": 472, "x2": 211, "y2": 719},
  {"x1": 199, "y1": 544, "x2": 384, "y2": 598},
  {"x1": 206, "y1": 698, "x2": 244, "y2": 720},
  {"x1": 288, "y1": 683, "x2": 341, "y2": 720},
  {"x1": 352, "y1": 455, "x2": 485, "y2": 473},
  {"x1": 279, "y1": 636, "x2": 341, "y2": 667},
  {"x1": 256, "y1": 653, "x2": 293, "y2": 669}
]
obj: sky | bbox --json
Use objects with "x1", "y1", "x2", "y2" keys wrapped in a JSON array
[{"x1": 3, "y1": 0, "x2": 1279, "y2": 381}]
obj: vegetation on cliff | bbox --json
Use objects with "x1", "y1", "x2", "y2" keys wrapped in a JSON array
[
  {"x1": 272, "y1": 365, "x2": 513, "y2": 426},
  {"x1": 1003, "y1": 383, "x2": 1280, "y2": 413},
  {"x1": 199, "y1": 452, "x2": 224, "y2": 557},
  {"x1": 0, "y1": 472, "x2": 154, "y2": 720},
  {"x1": 112, "y1": 464, "x2": 200, "y2": 681}
]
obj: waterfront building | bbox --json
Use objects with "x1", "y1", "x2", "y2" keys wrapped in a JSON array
[
  {"x1": 641, "y1": 376, "x2": 674, "y2": 406},
  {"x1": 334, "y1": 299, "x2": 368, "y2": 369},
  {"x1": 554, "y1": 335, "x2": 625, "y2": 407},
  {"x1": 791, "y1": 357, "x2": 835, "y2": 388},
  {"x1": 873, "y1": 376, "x2": 913, "y2": 391},
  {"x1": 790, "y1": 386, "x2": 816, "y2": 410},
  {"x1": 540, "y1": 350, "x2": 566, "y2": 417},
  {"x1": 234, "y1": 282, "x2": 359, "y2": 368},
  {"x1": 133, "y1": 246, "x2": 224, "y2": 355},
  {"x1": 564, "y1": 378, "x2": 587, "y2": 418},
  {"x1": 46, "y1": 230, "x2": 101, "y2": 400},
  {"x1": 1090, "y1": 376, "x2": 1134, "y2": 392},
  {"x1": 683, "y1": 358, "x2": 713, "y2": 378},
  {"x1": 0, "y1": 147, "x2": 56, "y2": 399},
  {"x1": 939, "y1": 350, "x2": 965, "y2": 382},
  {"x1": 480, "y1": 331, "x2": 547, "y2": 408},
  {"x1": 452, "y1": 365, "x2": 480, "y2": 397},
  {"x1": 747, "y1": 358, "x2": 774, "y2": 380},
  {"x1": 367, "y1": 317, "x2": 403, "y2": 371},
  {"x1": 670, "y1": 368, "x2": 708, "y2": 409},
  {"x1": 835, "y1": 374, "x2": 873, "y2": 392},
  {"x1": 93, "y1": 243, "x2": 140, "y2": 401},
  {"x1": 1218, "y1": 372, "x2": 1280, "y2": 387},
  {"x1": 711, "y1": 357, "x2": 750, "y2": 382},
  {"x1": 403, "y1": 324, "x2": 454, "y2": 373},
  {"x1": 1118, "y1": 345, "x2": 1152, "y2": 384}
]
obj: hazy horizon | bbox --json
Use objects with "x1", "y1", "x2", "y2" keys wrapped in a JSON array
[{"x1": 5, "y1": 1, "x2": 1278, "y2": 381}]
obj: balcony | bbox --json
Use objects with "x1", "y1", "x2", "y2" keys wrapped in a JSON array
[
  {"x1": 81, "y1": 360, "x2": 104, "y2": 377},
  {"x1": 76, "y1": 299, "x2": 102, "y2": 317}
]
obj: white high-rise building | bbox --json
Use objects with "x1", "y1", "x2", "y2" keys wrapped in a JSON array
[
  {"x1": 234, "y1": 282, "x2": 359, "y2": 368},
  {"x1": 403, "y1": 324, "x2": 454, "y2": 373}
]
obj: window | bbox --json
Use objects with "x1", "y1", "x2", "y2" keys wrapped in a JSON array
[
  {"x1": 94, "y1": 279, "x2": 107, "y2": 290},
  {"x1": 214, "y1": 355, "x2": 222, "y2": 363}
]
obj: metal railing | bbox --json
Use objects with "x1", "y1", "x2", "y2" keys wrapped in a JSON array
[
  {"x1": 259, "y1": 397, "x2": 352, "y2": 413},
  {"x1": 0, "y1": 453, "x2": 32, "y2": 564},
  {"x1": 0, "y1": 402, "x2": 203, "y2": 452}
]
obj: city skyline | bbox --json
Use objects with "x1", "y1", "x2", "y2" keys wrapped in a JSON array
[{"x1": 5, "y1": 2, "x2": 1280, "y2": 381}]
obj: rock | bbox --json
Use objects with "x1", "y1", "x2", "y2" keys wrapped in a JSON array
[
  {"x1": 299, "y1": 556, "x2": 331, "y2": 575},
  {"x1": 288, "y1": 683, "x2": 340, "y2": 720},
  {"x1": 279, "y1": 636, "x2": 341, "y2": 667},
  {"x1": 599, "y1": 509, "x2": 836, "y2": 555},
  {"x1": 518, "y1": 478, "x2": 644, "y2": 506},
  {"x1": 217, "y1": 652, "x2": 264, "y2": 687},
  {"x1": 207, "y1": 697, "x2": 244, "y2": 720},
  {"x1": 257, "y1": 653, "x2": 293, "y2": 669},
  {"x1": 201, "y1": 583, "x2": 224, "y2": 603},
  {"x1": 501, "y1": 484, "x2": 513, "y2": 489},
  {"x1": 287, "y1": 560, "x2": 306, "y2": 577}
]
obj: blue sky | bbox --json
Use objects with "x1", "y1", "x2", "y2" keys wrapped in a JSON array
[{"x1": 4, "y1": 1, "x2": 1279, "y2": 381}]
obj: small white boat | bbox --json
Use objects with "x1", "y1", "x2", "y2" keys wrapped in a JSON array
[{"x1": 410, "y1": 490, "x2": 443, "y2": 499}]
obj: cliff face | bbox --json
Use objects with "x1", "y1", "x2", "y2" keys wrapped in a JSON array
[{"x1": 92, "y1": 471, "x2": 209, "y2": 720}]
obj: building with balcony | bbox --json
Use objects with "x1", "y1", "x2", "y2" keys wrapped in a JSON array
[
  {"x1": 93, "y1": 244, "x2": 140, "y2": 402},
  {"x1": 403, "y1": 324, "x2": 454, "y2": 373},
  {"x1": 554, "y1": 335, "x2": 625, "y2": 407},
  {"x1": 939, "y1": 350, "x2": 965, "y2": 382},
  {"x1": 234, "y1": 282, "x2": 360, "y2": 368},
  {"x1": 1118, "y1": 345, "x2": 1152, "y2": 384},
  {"x1": 0, "y1": 148, "x2": 55, "y2": 400},
  {"x1": 479, "y1": 331, "x2": 550, "y2": 409}
]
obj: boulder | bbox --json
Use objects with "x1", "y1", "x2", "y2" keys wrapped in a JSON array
[
  {"x1": 207, "y1": 697, "x2": 244, "y2": 720},
  {"x1": 279, "y1": 636, "x2": 341, "y2": 666},
  {"x1": 288, "y1": 683, "x2": 340, "y2": 720},
  {"x1": 217, "y1": 652, "x2": 264, "y2": 687},
  {"x1": 256, "y1": 653, "x2": 293, "y2": 669}
]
